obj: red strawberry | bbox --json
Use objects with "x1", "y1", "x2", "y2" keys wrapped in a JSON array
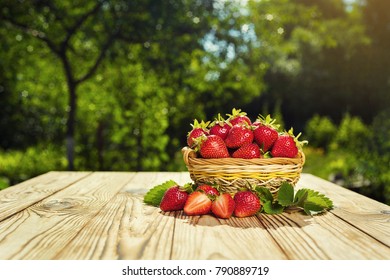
[
  {"x1": 271, "y1": 135, "x2": 298, "y2": 158},
  {"x1": 233, "y1": 191, "x2": 261, "y2": 218},
  {"x1": 198, "y1": 135, "x2": 230, "y2": 159},
  {"x1": 187, "y1": 119, "x2": 209, "y2": 147},
  {"x1": 253, "y1": 115, "x2": 280, "y2": 152},
  {"x1": 196, "y1": 184, "x2": 220, "y2": 196},
  {"x1": 224, "y1": 124, "x2": 254, "y2": 149},
  {"x1": 227, "y1": 108, "x2": 252, "y2": 126},
  {"x1": 184, "y1": 191, "x2": 212, "y2": 216},
  {"x1": 160, "y1": 186, "x2": 189, "y2": 212},
  {"x1": 270, "y1": 128, "x2": 306, "y2": 158},
  {"x1": 232, "y1": 143, "x2": 261, "y2": 159},
  {"x1": 209, "y1": 114, "x2": 232, "y2": 140},
  {"x1": 211, "y1": 193, "x2": 235, "y2": 219}
]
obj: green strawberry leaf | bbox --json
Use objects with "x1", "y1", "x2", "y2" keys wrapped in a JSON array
[
  {"x1": 303, "y1": 201, "x2": 328, "y2": 215},
  {"x1": 277, "y1": 182, "x2": 295, "y2": 206},
  {"x1": 262, "y1": 200, "x2": 285, "y2": 215},
  {"x1": 294, "y1": 189, "x2": 309, "y2": 207},
  {"x1": 303, "y1": 188, "x2": 334, "y2": 209},
  {"x1": 143, "y1": 180, "x2": 177, "y2": 207},
  {"x1": 295, "y1": 188, "x2": 334, "y2": 215},
  {"x1": 255, "y1": 186, "x2": 274, "y2": 204}
]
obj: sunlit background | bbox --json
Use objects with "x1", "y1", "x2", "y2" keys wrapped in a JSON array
[{"x1": 0, "y1": 0, "x2": 389, "y2": 204}]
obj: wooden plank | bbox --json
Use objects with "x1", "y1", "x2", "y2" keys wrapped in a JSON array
[
  {"x1": 171, "y1": 212, "x2": 287, "y2": 260},
  {"x1": 56, "y1": 172, "x2": 189, "y2": 259},
  {"x1": 120, "y1": 172, "x2": 192, "y2": 193},
  {"x1": 0, "y1": 171, "x2": 91, "y2": 222},
  {"x1": 54, "y1": 192, "x2": 176, "y2": 260},
  {"x1": 0, "y1": 172, "x2": 134, "y2": 260},
  {"x1": 259, "y1": 212, "x2": 390, "y2": 259},
  {"x1": 298, "y1": 174, "x2": 390, "y2": 247}
]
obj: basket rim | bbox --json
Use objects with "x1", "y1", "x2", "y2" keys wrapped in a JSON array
[{"x1": 182, "y1": 146, "x2": 305, "y2": 166}]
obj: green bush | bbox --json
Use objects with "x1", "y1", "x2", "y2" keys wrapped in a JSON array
[
  {"x1": 357, "y1": 110, "x2": 390, "y2": 203},
  {"x1": 0, "y1": 144, "x2": 67, "y2": 187},
  {"x1": 305, "y1": 114, "x2": 337, "y2": 150},
  {"x1": 330, "y1": 113, "x2": 370, "y2": 152}
]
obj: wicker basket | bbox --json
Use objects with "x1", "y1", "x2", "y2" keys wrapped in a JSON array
[{"x1": 182, "y1": 146, "x2": 305, "y2": 195}]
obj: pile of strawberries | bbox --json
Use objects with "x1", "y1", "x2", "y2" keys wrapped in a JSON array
[
  {"x1": 187, "y1": 108, "x2": 305, "y2": 159},
  {"x1": 160, "y1": 184, "x2": 261, "y2": 218}
]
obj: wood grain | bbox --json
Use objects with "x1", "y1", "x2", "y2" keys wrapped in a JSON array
[
  {"x1": 298, "y1": 174, "x2": 390, "y2": 247},
  {"x1": 0, "y1": 171, "x2": 90, "y2": 222},
  {"x1": 260, "y1": 212, "x2": 390, "y2": 259},
  {"x1": 171, "y1": 212, "x2": 288, "y2": 260},
  {"x1": 0, "y1": 172, "x2": 389, "y2": 260},
  {"x1": 56, "y1": 172, "x2": 192, "y2": 259},
  {"x1": 0, "y1": 172, "x2": 134, "y2": 259}
]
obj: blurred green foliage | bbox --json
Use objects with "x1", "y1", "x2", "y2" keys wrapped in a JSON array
[
  {"x1": 0, "y1": 0, "x2": 389, "y2": 204},
  {"x1": 0, "y1": 145, "x2": 67, "y2": 186},
  {"x1": 305, "y1": 115, "x2": 336, "y2": 150},
  {"x1": 303, "y1": 110, "x2": 390, "y2": 204}
]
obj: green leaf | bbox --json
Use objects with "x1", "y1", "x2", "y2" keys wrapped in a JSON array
[
  {"x1": 304, "y1": 188, "x2": 334, "y2": 209},
  {"x1": 277, "y1": 182, "x2": 295, "y2": 206},
  {"x1": 294, "y1": 189, "x2": 309, "y2": 207},
  {"x1": 303, "y1": 201, "x2": 328, "y2": 215},
  {"x1": 262, "y1": 201, "x2": 285, "y2": 214},
  {"x1": 143, "y1": 180, "x2": 177, "y2": 207},
  {"x1": 295, "y1": 188, "x2": 334, "y2": 215},
  {"x1": 255, "y1": 186, "x2": 274, "y2": 204}
]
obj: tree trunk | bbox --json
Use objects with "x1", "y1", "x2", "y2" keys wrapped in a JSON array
[
  {"x1": 66, "y1": 81, "x2": 77, "y2": 170},
  {"x1": 97, "y1": 120, "x2": 104, "y2": 170}
]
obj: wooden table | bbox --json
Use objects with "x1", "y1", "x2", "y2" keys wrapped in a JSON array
[{"x1": 0, "y1": 171, "x2": 389, "y2": 260}]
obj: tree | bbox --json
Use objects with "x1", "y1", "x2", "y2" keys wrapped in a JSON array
[{"x1": 0, "y1": 0, "x2": 216, "y2": 170}]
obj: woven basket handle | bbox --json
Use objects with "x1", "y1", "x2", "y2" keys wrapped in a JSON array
[{"x1": 182, "y1": 147, "x2": 197, "y2": 165}]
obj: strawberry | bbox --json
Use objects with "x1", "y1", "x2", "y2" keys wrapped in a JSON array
[
  {"x1": 253, "y1": 115, "x2": 280, "y2": 152},
  {"x1": 197, "y1": 135, "x2": 230, "y2": 159},
  {"x1": 160, "y1": 186, "x2": 189, "y2": 212},
  {"x1": 270, "y1": 128, "x2": 307, "y2": 158},
  {"x1": 227, "y1": 108, "x2": 252, "y2": 126},
  {"x1": 233, "y1": 191, "x2": 261, "y2": 218},
  {"x1": 232, "y1": 143, "x2": 261, "y2": 159},
  {"x1": 211, "y1": 193, "x2": 235, "y2": 219},
  {"x1": 184, "y1": 191, "x2": 212, "y2": 216},
  {"x1": 187, "y1": 119, "x2": 210, "y2": 148},
  {"x1": 224, "y1": 124, "x2": 254, "y2": 149},
  {"x1": 209, "y1": 114, "x2": 232, "y2": 140},
  {"x1": 196, "y1": 184, "x2": 220, "y2": 196}
]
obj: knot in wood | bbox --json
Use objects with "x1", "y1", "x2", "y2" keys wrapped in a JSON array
[{"x1": 42, "y1": 198, "x2": 77, "y2": 211}]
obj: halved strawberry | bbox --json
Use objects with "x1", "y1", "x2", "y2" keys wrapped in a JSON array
[
  {"x1": 184, "y1": 191, "x2": 212, "y2": 216},
  {"x1": 160, "y1": 186, "x2": 189, "y2": 212},
  {"x1": 211, "y1": 193, "x2": 235, "y2": 219},
  {"x1": 233, "y1": 191, "x2": 261, "y2": 218},
  {"x1": 232, "y1": 143, "x2": 261, "y2": 159}
]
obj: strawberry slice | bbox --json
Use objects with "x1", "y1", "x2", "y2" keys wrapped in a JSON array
[
  {"x1": 184, "y1": 191, "x2": 212, "y2": 216},
  {"x1": 211, "y1": 193, "x2": 235, "y2": 219}
]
